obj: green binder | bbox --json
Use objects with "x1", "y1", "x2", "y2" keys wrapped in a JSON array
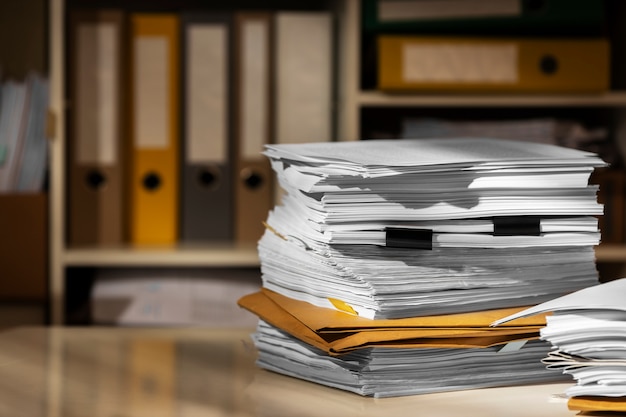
[
  {"x1": 362, "y1": 0, "x2": 606, "y2": 36},
  {"x1": 0, "y1": 145, "x2": 6, "y2": 166}
]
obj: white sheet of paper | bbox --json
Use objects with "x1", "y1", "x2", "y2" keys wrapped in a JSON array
[
  {"x1": 264, "y1": 138, "x2": 604, "y2": 170},
  {"x1": 492, "y1": 278, "x2": 626, "y2": 326}
]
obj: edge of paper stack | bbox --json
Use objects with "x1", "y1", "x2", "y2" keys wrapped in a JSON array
[
  {"x1": 238, "y1": 137, "x2": 608, "y2": 398},
  {"x1": 494, "y1": 277, "x2": 626, "y2": 413}
]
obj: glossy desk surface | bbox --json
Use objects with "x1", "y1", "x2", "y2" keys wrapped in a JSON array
[{"x1": 0, "y1": 327, "x2": 580, "y2": 417}]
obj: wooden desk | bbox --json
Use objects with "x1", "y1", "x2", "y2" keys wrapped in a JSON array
[{"x1": 0, "y1": 327, "x2": 578, "y2": 417}]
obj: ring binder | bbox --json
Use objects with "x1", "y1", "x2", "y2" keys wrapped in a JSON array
[
  {"x1": 180, "y1": 12, "x2": 233, "y2": 242},
  {"x1": 128, "y1": 13, "x2": 180, "y2": 245},
  {"x1": 68, "y1": 10, "x2": 126, "y2": 246},
  {"x1": 232, "y1": 12, "x2": 275, "y2": 243}
]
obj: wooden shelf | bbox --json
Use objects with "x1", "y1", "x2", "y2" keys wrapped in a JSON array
[
  {"x1": 61, "y1": 244, "x2": 626, "y2": 266},
  {"x1": 62, "y1": 244, "x2": 260, "y2": 267},
  {"x1": 595, "y1": 244, "x2": 626, "y2": 262},
  {"x1": 358, "y1": 91, "x2": 626, "y2": 107}
]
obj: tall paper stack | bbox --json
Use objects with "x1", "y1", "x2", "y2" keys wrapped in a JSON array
[{"x1": 239, "y1": 137, "x2": 606, "y2": 397}]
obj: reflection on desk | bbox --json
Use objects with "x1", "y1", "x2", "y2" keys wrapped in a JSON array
[{"x1": 0, "y1": 327, "x2": 576, "y2": 417}]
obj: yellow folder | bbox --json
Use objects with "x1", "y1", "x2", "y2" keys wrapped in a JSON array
[
  {"x1": 261, "y1": 288, "x2": 546, "y2": 333},
  {"x1": 238, "y1": 290, "x2": 544, "y2": 355},
  {"x1": 378, "y1": 36, "x2": 610, "y2": 93},
  {"x1": 568, "y1": 396, "x2": 626, "y2": 413},
  {"x1": 127, "y1": 14, "x2": 180, "y2": 244}
]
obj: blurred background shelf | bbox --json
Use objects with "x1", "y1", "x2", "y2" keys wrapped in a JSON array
[
  {"x1": 595, "y1": 244, "x2": 626, "y2": 262},
  {"x1": 38, "y1": 0, "x2": 626, "y2": 325},
  {"x1": 357, "y1": 91, "x2": 626, "y2": 107},
  {"x1": 62, "y1": 244, "x2": 260, "y2": 267}
]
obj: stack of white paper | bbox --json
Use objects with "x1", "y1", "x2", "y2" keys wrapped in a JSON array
[
  {"x1": 259, "y1": 138, "x2": 605, "y2": 319},
  {"x1": 493, "y1": 278, "x2": 626, "y2": 411},
  {"x1": 253, "y1": 320, "x2": 556, "y2": 398},
  {"x1": 243, "y1": 137, "x2": 605, "y2": 397}
]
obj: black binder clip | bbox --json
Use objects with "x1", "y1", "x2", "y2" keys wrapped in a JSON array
[
  {"x1": 493, "y1": 216, "x2": 541, "y2": 236},
  {"x1": 385, "y1": 228, "x2": 433, "y2": 250}
]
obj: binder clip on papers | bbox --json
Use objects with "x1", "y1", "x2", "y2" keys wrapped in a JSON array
[{"x1": 385, "y1": 217, "x2": 542, "y2": 250}]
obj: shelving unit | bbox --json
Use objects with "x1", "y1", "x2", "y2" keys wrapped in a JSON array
[
  {"x1": 48, "y1": 0, "x2": 626, "y2": 324},
  {"x1": 48, "y1": 0, "x2": 342, "y2": 325},
  {"x1": 47, "y1": 0, "x2": 269, "y2": 324},
  {"x1": 337, "y1": 1, "x2": 626, "y2": 132},
  {"x1": 338, "y1": 0, "x2": 626, "y2": 264},
  {"x1": 357, "y1": 91, "x2": 626, "y2": 107},
  {"x1": 0, "y1": 1, "x2": 49, "y2": 328}
]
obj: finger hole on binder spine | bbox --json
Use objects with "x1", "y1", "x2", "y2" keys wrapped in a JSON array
[
  {"x1": 241, "y1": 168, "x2": 264, "y2": 190},
  {"x1": 86, "y1": 170, "x2": 107, "y2": 190},
  {"x1": 539, "y1": 55, "x2": 558, "y2": 75},
  {"x1": 142, "y1": 172, "x2": 162, "y2": 191},
  {"x1": 196, "y1": 167, "x2": 220, "y2": 191}
]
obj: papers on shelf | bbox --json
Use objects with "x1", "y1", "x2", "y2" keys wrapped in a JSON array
[
  {"x1": 92, "y1": 268, "x2": 261, "y2": 327},
  {"x1": 399, "y1": 117, "x2": 619, "y2": 166},
  {"x1": 401, "y1": 117, "x2": 608, "y2": 148},
  {"x1": 493, "y1": 278, "x2": 626, "y2": 413},
  {"x1": 0, "y1": 74, "x2": 49, "y2": 192}
]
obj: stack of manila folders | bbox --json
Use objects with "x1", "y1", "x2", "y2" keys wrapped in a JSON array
[{"x1": 238, "y1": 137, "x2": 606, "y2": 399}]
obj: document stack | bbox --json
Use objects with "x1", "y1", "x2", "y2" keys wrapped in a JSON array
[
  {"x1": 494, "y1": 277, "x2": 626, "y2": 413},
  {"x1": 239, "y1": 137, "x2": 606, "y2": 397}
]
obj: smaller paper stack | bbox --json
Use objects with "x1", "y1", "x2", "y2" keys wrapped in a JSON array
[{"x1": 493, "y1": 278, "x2": 626, "y2": 413}]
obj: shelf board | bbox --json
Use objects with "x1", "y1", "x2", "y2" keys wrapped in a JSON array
[
  {"x1": 357, "y1": 91, "x2": 626, "y2": 107},
  {"x1": 61, "y1": 243, "x2": 626, "y2": 265},
  {"x1": 62, "y1": 243, "x2": 260, "y2": 267},
  {"x1": 596, "y1": 244, "x2": 626, "y2": 262}
]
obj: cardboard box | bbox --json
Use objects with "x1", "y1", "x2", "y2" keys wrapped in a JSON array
[{"x1": 0, "y1": 193, "x2": 47, "y2": 300}]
